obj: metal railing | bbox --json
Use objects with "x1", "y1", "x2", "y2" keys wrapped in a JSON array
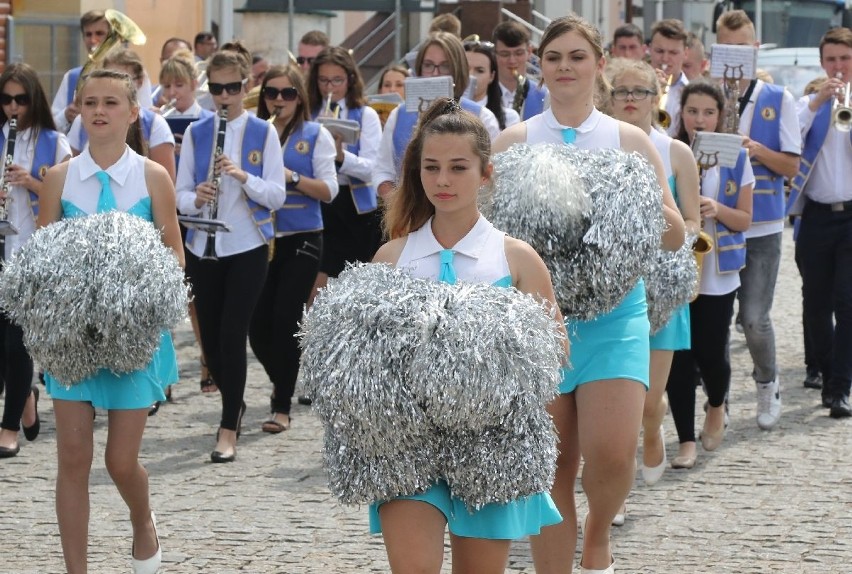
[
  {"x1": 532, "y1": 10, "x2": 552, "y2": 28},
  {"x1": 500, "y1": 8, "x2": 544, "y2": 43}
]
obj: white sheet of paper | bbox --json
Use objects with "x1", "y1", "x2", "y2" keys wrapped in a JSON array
[
  {"x1": 404, "y1": 76, "x2": 454, "y2": 113},
  {"x1": 709, "y1": 44, "x2": 758, "y2": 80},
  {"x1": 691, "y1": 132, "x2": 744, "y2": 168}
]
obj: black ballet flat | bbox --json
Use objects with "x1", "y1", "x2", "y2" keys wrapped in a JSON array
[
  {"x1": 0, "y1": 444, "x2": 20, "y2": 458},
  {"x1": 22, "y1": 387, "x2": 40, "y2": 442},
  {"x1": 210, "y1": 449, "x2": 236, "y2": 463},
  {"x1": 147, "y1": 401, "x2": 161, "y2": 417}
]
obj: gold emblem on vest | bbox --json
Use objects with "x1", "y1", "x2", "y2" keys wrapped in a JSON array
[
  {"x1": 761, "y1": 106, "x2": 776, "y2": 121},
  {"x1": 39, "y1": 165, "x2": 49, "y2": 179},
  {"x1": 295, "y1": 140, "x2": 311, "y2": 154},
  {"x1": 247, "y1": 150, "x2": 263, "y2": 166},
  {"x1": 725, "y1": 179, "x2": 737, "y2": 196}
]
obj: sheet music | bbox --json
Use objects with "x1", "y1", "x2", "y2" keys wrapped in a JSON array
[
  {"x1": 404, "y1": 77, "x2": 454, "y2": 113},
  {"x1": 691, "y1": 132, "x2": 744, "y2": 168},
  {"x1": 709, "y1": 44, "x2": 758, "y2": 80},
  {"x1": 318, "y1": 117, "x2": 361, "y2": 145}
]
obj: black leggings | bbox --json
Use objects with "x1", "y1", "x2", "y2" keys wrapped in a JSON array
[
  {"x1": 249, "y1": 232, "x2": 322, "y2": 415},
  {"x1": 667, "y1": 291, "x2": 737, "y2": 444},
  {"x1": 0, "y1": 314, "x2": 33, "y2": 432},
  {"x1": 186, "y1": 245, "x2": 268, "y2": 430}
]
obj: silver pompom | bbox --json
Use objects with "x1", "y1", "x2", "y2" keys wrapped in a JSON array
[
  {"x1": 0, "y1": 211, "x2": 189, "y2": 384},
  {"x1": 490, "y1": 144, "x2": 665, "y2": 320},
  {"x1": 645, "y1": 231, "x2": 699, "y2": 334},
  {"x1": 299, "y1": 263, "x2": 564, "y2": 509}
]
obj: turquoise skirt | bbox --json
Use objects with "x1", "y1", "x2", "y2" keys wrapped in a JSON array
[
  {"x1": 560, "y1": 280, "x2": 650, "y2": 394},
  {"x1": 649, "y1": 303, "x2": 691, "y2": 351},
  {"x1": 369, "y1": 480, "x2": 562, "y2": 539},
  {"x1": 46, "y1": 331, "x2": 178, "y2": 410}
]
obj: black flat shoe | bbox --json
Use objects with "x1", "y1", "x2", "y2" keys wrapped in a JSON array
[
  {"x1": 0, "y1": 444, "x2": 20, "y2": 458},
  {"x1": 829, "y1": 396, "x2": 852, "y2": 418},
  {"x1": 210, "y1": 449, "x2": 236, "y2": 463},
  {"x1": 803, "y1": 373, "x2": 822, "y2": 390},
  {"x1": 148, "y1": 401, "x2": 161, "y2": 417},
  {"x1": 22, "y1": 387, "x2": 40, "y2": 442}
]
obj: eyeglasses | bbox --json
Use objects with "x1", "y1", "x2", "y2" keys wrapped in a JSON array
[
  {"x1": 208, "y1": 79, "x2": 247, "y2": 96},
  {"x1": 263, "y1": 86, "x2": 299, "y2": 101},
  {"x1": 496, "y1": 48, "x2": 529, "y2": 59},
  {"x1": 0, "y1": 93, "x2": 30, "y2": 106},
  {"x1": 611, "y1": 87, "x2": 656, "y2": 101},
  {"x1": 463, "y1": 40, "x2": 494, "y2": 51},
  {"x1": 296, "y1": 56, "x2": 314, "y2": 66},
  {"x1": 317, "y1": 76, "x2": 347, "y2": 87},
  {"x1": 421, "y1": 61, "x2": 452, "y2": 75}
]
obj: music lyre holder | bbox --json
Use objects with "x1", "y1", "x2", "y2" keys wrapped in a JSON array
[{"x1": 177, "y1": 215, "x2": 231, "y2": 234}]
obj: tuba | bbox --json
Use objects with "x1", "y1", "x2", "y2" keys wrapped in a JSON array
[
  {"x1": 832, "y1": 74, "x2": 852, "y2": 133},
  {"x1": 201, "y1": 107, "x2": 228, "y2": 261},
  {"x1": 80, "y1": 9, "x2": 146, "y2": 79},
  {"x1": 0, "y1": 116, "x2": 19, "y2": 239}
]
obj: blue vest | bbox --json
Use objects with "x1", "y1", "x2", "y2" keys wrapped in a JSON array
[
  {"x1": 522, "y1": 81, "x2": 547, "y2": 120},
  {"x1": 66, "y1": 67, "x2": 83, "y2": 105},
  {"x1": 392, "y1": 97, "x2": 483, "y2": 175},
  {"x1": 277, "y1": 121, "x2": 322, "y2": 234},
  {"x1": 173, "y1": 108, "x2": 215, "y2": 172},
  {"x1": 713, "y1": 148, "x2": 748, "y2": 273},
  {"x1": 786, "y1": 96, "x2": 852, "y2": 214},
  {"x1": 79, "y1": 107, "x2": 154, "y2": 150},
  {"x1": 187, "y1": 113, "x2": 275, "y2": 244},
  {"x1": 747, "y1": 84, "x2": 785, "y2": 224},
  {"x1": 343, "y1": 106, "x2": 377, "y2": 214},
  {"x1": 0, "y1": 128, "x2": 61, "y2": 221}
]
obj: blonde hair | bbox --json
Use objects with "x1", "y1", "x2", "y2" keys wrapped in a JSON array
[
  {"x1": 76, "y1": 69, "x2": 147, "y2": 155},
  {"x1": 159, "y1": 49, "x2": 196, "y2": 84},
  {"x1": 603, "y1": 58, "x2": 660, "y2": 117}
]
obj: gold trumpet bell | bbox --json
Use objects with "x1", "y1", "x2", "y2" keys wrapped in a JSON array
[
  {"x1": 690, "y1": 230, "x2": 714, "y2": 302},
  {"x1": 104, "y1": 9, "x2": 146, "y2": 45}
]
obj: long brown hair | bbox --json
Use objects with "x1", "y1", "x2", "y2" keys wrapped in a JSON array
[
  {"x1": 384, "y1": 97, "x2": 491, "y2": 239},
  {"x1": 0, "y1": 63, "x2": 56, "y2": 134},
  {"x1": 539, "y1": 14, "x2": 611, "y2": 102},
  {"x1": 258, "y1": 65, "x2": 310, "y2": 143},
  {"x1": 415, "y1": 32, "x2": 469, "y2": 100},
  {"x1": 307, "y1": 46, "x2": 367, "y2": 112}
]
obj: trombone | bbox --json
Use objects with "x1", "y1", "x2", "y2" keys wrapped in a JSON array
[
  {"x1": 159, "y1": 98, "x2": 178, "y2": 118},
  {"x1": 832, "y1": 74, "x2": 852, "y2": 133}
]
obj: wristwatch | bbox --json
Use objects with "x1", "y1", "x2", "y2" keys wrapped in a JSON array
[{"x1": 291, "y1": 171, "x2": 301, "y2": 185}]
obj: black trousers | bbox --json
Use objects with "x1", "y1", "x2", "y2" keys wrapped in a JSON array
[
  {"x1": 320, "y1": 186, "x2": 383, "y2": 277},
  {"x1": 667, "y1": 291, "x2": 737, "y2": 444},
  {"x1": 0, "y1": 313, "x2": 33, "y2": 432},
  {"x1": 796, "y1": 202, "x2": 852, "y2": 400},
  {"x1": 186, "y1": 245, "x2": 268, "y2": 430},
  {"x1": 249, "y1": 232, "x2": 322, "y2": 415}
]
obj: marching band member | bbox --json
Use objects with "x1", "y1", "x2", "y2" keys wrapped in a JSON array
[
  {"x1": 492, "y1": 20, "x2": 548, "y2": 120},
  {"x1": 648, "y1": 19, "x2": 690, "y2": 137},
  {"x1": 464, "y1": 38, "x2": 521, "y2": 131}
]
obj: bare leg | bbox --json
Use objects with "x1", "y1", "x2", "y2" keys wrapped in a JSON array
[
  {"x1": 576, "y1": 379, "x2": 645, "y2": 570},
  {"x1": 530, "y1": 393, "x2": 580, "y2": 574},
  {"x1": 54, "y1": 400, "x2": 95, "y2": 574},
  {"x1": 105, "y1": 409, "x2": 158, "y2": 560},
  {"x1": 450, "y1": 535, "x2": 511, "y2": 574},
  {"x1": 643, "y1": 351, "x2": 672, "y2": 468},
  {"x1": 379, "y1": 499, "x2": 446, "y2": 573},
  {"x1": 307, "y1": 272, "x2": 328, "y2": 308}
]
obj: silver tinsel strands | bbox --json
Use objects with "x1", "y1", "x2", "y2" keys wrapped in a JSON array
[
  {"x1": 300, "y1": 263, "x2": 564, "y2": 509},
  {"x1": 0, "y1": 211, "x2": 189, "y2": 384},
  {"x1": 645, "y1": 231, "x2": 699, "y2": 334},
  {"x1": 490, "y1": 144, "x2": 665, "y2": 320}
]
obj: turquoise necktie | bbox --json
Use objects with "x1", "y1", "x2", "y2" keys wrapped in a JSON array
[
  {"x1": 562, "y1": 128, "x2": 576, "y2": 144},
  {"x1": 438, "y1": 249, "x2": 457, "y2": 285},
  {"x1": 95, "y1": 170, "x2": 117, "y2": 213}
]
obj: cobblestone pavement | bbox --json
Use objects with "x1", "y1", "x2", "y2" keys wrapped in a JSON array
[{"x1": 1, "y1": 226, "x2": 851, "y2": 574}]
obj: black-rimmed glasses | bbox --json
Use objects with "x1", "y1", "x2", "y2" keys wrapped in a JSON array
[{"x1": 611, "y1": 87, "x2": 657, "y2": 101}]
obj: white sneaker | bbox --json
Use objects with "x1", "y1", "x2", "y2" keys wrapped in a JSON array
[{"x1": 756, "y1": 378, "x2": 782, "y2": 430}]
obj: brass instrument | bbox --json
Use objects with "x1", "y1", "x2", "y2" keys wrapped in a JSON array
[
  {"x1": 201, "y1": 107, "x2": 228, "y2": 261},
  {"x1": 832, "y1": 74, "x2": 852, "y2": 133},
  {"x1": 511, "y1": 67, "x2": 528, "y2": 115},
  {"x1": 722, "y1": 64, "x2": 745, "y2": 134},
  {"x1": 80, "y1": 9, "x2": 146, "y2": 80},
  {"x1": 0, "y1": 116, "x2": 19, "y2": 238},
  {"x1": 321, "y1": 91, "x2": 340, "y2": 119},
  {"x1": 159, "y1": 98, "x2": 178, "y2": 118},
  {"x1": 657, "y1": 66, "x2": 673, "y2": 129},
  {"x1": 267, "y1": 106, "x2": 282, "y2": 124},
  {"x1": 690, "y1": 148, "x2": 717, "y2": 300}
]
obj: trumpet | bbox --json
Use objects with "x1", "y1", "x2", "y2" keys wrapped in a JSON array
[
  {"x1": 832, "y1": 74, "x2": 851, "y2": 133},
  {"x1": 657, "y1": 66, "x2": 673, "y2": 129},
  {"x1": 201, "y1": 106, "x2": 228, "y2": 261},
  {"x1": 267, "y1": 106, "x2": 282, "y2": 124},
  {"x1": 0, "y1": 115, "x2": 19, "y2": 238},
  {"x1": 159, "y1": 98, "x2": 178, "y2": 118}
]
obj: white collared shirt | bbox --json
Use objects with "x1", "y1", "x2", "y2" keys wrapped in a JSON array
[
  {"x1": 525, "y1": 107, "x2": 620, "y2": 149},
  {"x1": 474, "y1": 96, "x2": 521, "y2": 129},
  {"x1": 796, "y1": 94, "x2": 852, "y2": 204},
  {"x1": 332, "y1": 99, "x2": 382, "y2": 187},
  {"x1": 62, "y1": 145, "x2": 149, "y2": 214},
  {"x1": 175, "y1": 109, "x2": 287, "y2": 257},
  {"x1": 2, "y1": 124, "x2": 71, "y2": 258},
  {"x1": 396, "y1": 215, "x2": 510, "y2": 284},
  {"x1": 68, "y1": 111, "x2": 175, "y2": 154}
]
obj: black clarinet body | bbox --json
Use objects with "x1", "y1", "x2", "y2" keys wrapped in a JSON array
[{"x1": 201, "y1": 107, "x2": 228, "y2": 261}]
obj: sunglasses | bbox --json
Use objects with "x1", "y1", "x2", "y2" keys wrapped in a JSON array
[
  {"x1": 0, "y1": 93, "x2": 30, "y2": 106},
  {"x1": 262, "y1": 86, "x2": 299, "y2": 101},
  {"x1": 296, "y1": 56, "x2": 314, "y2": 66},
  {"x1": 208, "y1": 79, "x2": 247, "y2": 96}
]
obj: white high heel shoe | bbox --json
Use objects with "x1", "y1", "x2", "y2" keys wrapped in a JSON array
[
  {"x1": 641, "y1": 425, "x2": 667, "y2": 486},
  {"x1": 132, "y1": 511, "x2": 161, "y2": 574}
]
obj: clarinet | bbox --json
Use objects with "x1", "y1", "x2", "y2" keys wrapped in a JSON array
[
  {"x1": 201, "y1": 106, "x2": 228, "y2": 261},
  {"x1": 0, "y1": 116, "x2": 18, "y2": 259}
]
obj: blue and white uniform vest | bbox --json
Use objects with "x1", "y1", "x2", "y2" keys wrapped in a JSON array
[
  {"x1": 342, "y1": 106, "x2": 378, "y2": 214},
  {"x1": 713, "y1": 148, "x2": 748, "y2": 273},
  {"x1": 747, "y1": 83, "x2": 785, "y2": 224},
  {"x1": 277, "y1": 121, "x2": 322, "y2": 234},
  {"x1": 0, "y1": 128, "x2": 61, "y2": 221},
  {"x1": 786, "y1": 96, "x2": 852, "y2": 214},
  {"x1": 66, "y1": 66, "x2": 83, "y2": 105},
  {"x1": 392, "y1": 97, "x2": 483, "y2": 173},
  {"x1": 186, "y1": 113, "x2": 275, "y2": 244},
  {"x1": 79, "y1": 107, "x2": 155, "y2": 149},
  {"x1": 521, "y1": 82, "x2": 547, "y2": 121},
  {"x1": 173, "y1": 108, "x2": 215, "y2": 172}
]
